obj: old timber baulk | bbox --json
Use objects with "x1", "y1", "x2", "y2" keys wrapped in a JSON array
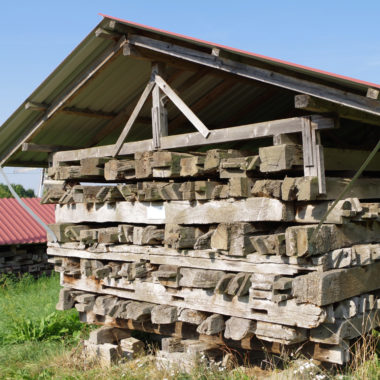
[{"x1": 1, "y1": 15, "x2": 380, "y2": 365}]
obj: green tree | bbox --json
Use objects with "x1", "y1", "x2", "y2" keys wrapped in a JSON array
[{"x1": 0, "y1": 184, "x2": 36, "y2": 198}]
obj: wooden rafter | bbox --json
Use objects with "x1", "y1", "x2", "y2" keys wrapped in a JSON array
[
  {"x1": 169, "y1": 79, "x2": 232, "y2": 131},
  {"x1": 1, "y1": 36, "x2": 128, "y2": 166},
  {"x1": 295, "y1": 94, "x2": 380, "y2": 126},
  {"x1": 220, "y1": 88, "x2": 278, "y2": 128},
  {"x1": 127, "y1": 34, "x2": 380, "y2": 120},
  {"x1": 60, "y1": 107, "x2": 116, "y2": 120},
  {"x1": 25, "y1": 102, "x2": 118, "y2": 120},
  {"x1": 21, "y1": 143, "x2": 75, "y2": 153}
]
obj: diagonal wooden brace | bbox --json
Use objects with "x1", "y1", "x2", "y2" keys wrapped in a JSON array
[
  {"x1": 112, "y1": 80, "x2": 155, "y2": 157},
  {"x1": 155, "y1": 74, "x2": 210, "y2": 138}
]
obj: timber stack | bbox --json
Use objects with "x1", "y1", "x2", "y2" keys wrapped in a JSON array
[
  {"x1": 0, "y1": 198, "x2": 55, "y2": 278},
  {"x1": 1, "y1": 15, "x2": 380, "y2": 367},
  {"x1": 45, "y1": 142, "x2": 380, "y2": 365},
  {"x1": 0, "y1": 244, "x2": 52, "y2": 277}
]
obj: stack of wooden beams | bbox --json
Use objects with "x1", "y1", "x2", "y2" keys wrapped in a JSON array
[
  {"x1": 0, "y1": 244, "x2": 52, "y2": 277},
  {"x1": 45, "y1": 145, "x2": 380, "y2": 364}
]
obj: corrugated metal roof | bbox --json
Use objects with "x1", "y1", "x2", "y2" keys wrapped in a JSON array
[
  {"x1": 0, "y1": 14, "x2": 379, "y2": 168},
  {"x1": 0, "y1": 198, "x2": 55, "y2": 245},
  {"x1": 102, "y1": 14, "x2": 380, "y2": 91}
]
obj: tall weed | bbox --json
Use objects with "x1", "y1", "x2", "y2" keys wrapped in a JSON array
[
  {"x1": 4, "y1": 310, "x2": 83, "y2": 344},
  {"x1": 0, "y1": 273, "x2": 85, "y2": 345}
]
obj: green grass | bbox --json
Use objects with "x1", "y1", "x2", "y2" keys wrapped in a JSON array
[
  {"x1": 0, "y1": 273, "x2": 378, "y2": 379},
  {"x1": 0, "y1": 274, "x2": 83, "y2": 345}
]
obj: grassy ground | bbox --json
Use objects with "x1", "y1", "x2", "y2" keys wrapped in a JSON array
[{"x1": 0, "y1": 274, "x2": 378, "y2": 379}]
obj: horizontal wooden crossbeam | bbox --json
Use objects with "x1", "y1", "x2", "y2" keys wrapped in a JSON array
[
  {"x1": 22, "y1": 143, "x2": 75, "y2": 153},
  {"x1": 295, "y1": 94, "x2": 380, "y2": 126},
  {"x1": 53, "y1": 115, "x2": 334, "y2": 164}
]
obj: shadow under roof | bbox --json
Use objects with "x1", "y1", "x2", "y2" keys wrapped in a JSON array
[{"x1": 0, "y1": 14, "x2": 379, "y2": 167}]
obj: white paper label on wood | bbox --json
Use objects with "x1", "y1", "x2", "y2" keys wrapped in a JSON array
[{"x1": 147, "y1": 203, "x2": 166, "y2": 220}]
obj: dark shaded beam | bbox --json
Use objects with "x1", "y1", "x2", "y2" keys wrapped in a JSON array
[
  {"x1": 220, "y1": 88, "x2": 278, "y2": 128},
  {"x1": 295, "y1": 94, "x2": 380, "y2": 126},
  {"x1": 25, "y1": 101, "x2": 48, "y2": 111},
  {"x1": 169, "y1": 79, "x2": 233, "y2": 131},
  {"x1": 25, "y1": 102, "x2": 119, "y2": 120},
  {"x1": 95, "y1": 27, "x2": 122, "y2": 41},
  {"x1": 175, "y1": 67, "x2": 209, "y2": 93},
  {"x1": 60, "y1": 107, "x2": 117, "y2": 120}
]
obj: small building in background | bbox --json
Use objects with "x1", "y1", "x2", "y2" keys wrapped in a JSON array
[{"x1": 0, "y1": 198, "x2": 55, "y2": 277}]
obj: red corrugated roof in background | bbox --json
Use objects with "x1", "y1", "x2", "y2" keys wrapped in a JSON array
[{"x1": 0, "y1": 198, "x2": 55, "y2": 245}]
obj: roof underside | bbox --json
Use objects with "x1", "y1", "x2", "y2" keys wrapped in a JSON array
[{"x1": 1, "y1": 15, "x2": 380, "y2": 167}]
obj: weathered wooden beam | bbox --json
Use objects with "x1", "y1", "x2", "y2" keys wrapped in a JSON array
[
  {"x1": 301, "y1": 116, "x2": 326, "y2": 193},
  {"x1": 113, "y1": 80, "x2": 155, "y2": 156},
  {"x1": 151, "y1": 63, "x2": 168, "y2": 148},
  {"x1": 295, "y1": 94, "x2": 380, "y2": 126},
  {"x1": 55, "y1": 198, "x2": 294, "y2": 224},
  {"x1": 26, "y1": 103, "x2": 111, "y2": 146},
  {"x1": 22, "y1": 143, "x2": 75, "y2": 153},
  {"x1": 293, "y1": 261, "x2": 380, "y2": 306},
  {"x1": 169, "y1": 79, "x2": 232, "y2": 131},
  {"x1": 127, "y1": 34, "x2": 380, "y2": 119},
  {"x1": 53, "y1": 116, "x2": 334, "y2": 164},
  {"x1": 310, "y1": 310, "x2": 380, "y2": 345},
  {"x1": 366, "y1": 88, "x2": 380, "y2": 100},
  {"x1": 62, "y1": 276, "x2": 325, "y2": 328},
  {"x1": 95, "y1": 27, "x2": 122, "y2": 40},
  {"x1": 24, "y1": 101, "x2": 48, "y2": 111},
  {"x1": 155, "y1": 74, "x2": 210, "y2": 138},
  {"x1": 282, "y1": 176, "x2": 380, "y2": 201},
  {"x1": 1, "y1": 36, "x2": 128, "y2": 166},
  {"x1": 89, "y1": 70, "x2": 182, "y2": 147},
  {"x1": 285, "y1": 222, "x2": 380, "y2": 257},
  {"x1": 48, "y1": 246, "x2": 311, "y2": 275}
]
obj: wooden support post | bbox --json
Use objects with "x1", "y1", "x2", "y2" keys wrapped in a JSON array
[
  {"x1": 151, "y1": 63, "x2": 168, "y2": 149},
  {"x1": 301, "y1": 117, "x2": 326, "y2": 194}
]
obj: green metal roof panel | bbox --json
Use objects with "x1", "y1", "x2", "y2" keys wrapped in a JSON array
[{"x1": 0, "y1": 14, "x2": 379, "y2": 167}]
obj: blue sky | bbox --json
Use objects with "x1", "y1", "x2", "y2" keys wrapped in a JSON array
[{"x1": 1, "y1": 1, "x2": 380, "y2": 193}]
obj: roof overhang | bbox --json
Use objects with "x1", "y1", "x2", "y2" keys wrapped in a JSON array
[{"x1": 1, "y1": 14, "x2": 380, "y2": 167}]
